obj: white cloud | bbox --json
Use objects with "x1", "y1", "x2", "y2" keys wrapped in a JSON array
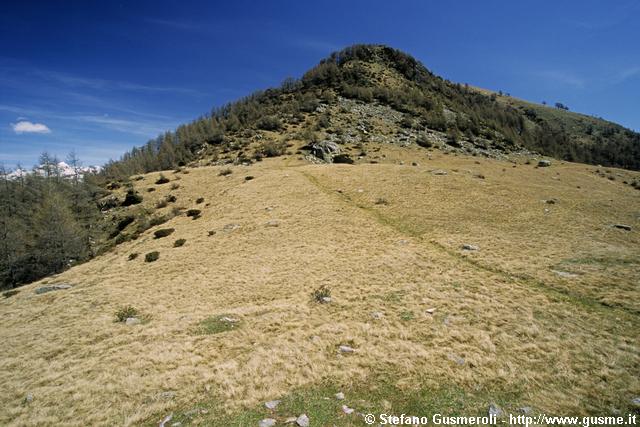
[{"x1": 12, "y1": 120, "x2": 51, "y2": 134}]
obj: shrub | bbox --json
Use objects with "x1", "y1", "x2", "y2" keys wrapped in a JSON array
[
  {"x1": 174, "y1": 238, "x2": 186, "y2": 247},
  {"x1": 116, "y1": 215, "x2": 135, "y2": 232},
  {"x1": 155, "y1": 174, "x2": 170, "y2": 184},
  {"x1": 115, "y1": 305, "x2": 139, "y2": 322},
  {"x1": 245, "y1": 176, "x2": 254, "y2": 181},
  {"x1": 166, "y1": 195, "x2": 177, "y2": 203},
  {"x1": 186, "y1": 209, "x2": 201, "y2": 219},
  {"x1": 256, "y1": 115, "x2": 282, "y2": 131},
  {"x1": 147, "y1": 187, "x2": 156, "y2": 192},
  {"x1": 257, "y1": 140, "x2": 287, "y2": 158},
  {"x1": 3, "y1": 289, "x2": 20, "y2": 298},
  {"x1": 312, "y1": 285, "x2": 332, "y2": 303},
  {"x1": 128, "y1": 253, "x2": 139, "y2": 261},
  {"x1": 144, "y1": 251, "x2": 160, "y2": 262},
  {"x1": 375, "y1": 197, "x2": 389, "y2": 205},
  {"x1": 121, "y1": 190, "x2": 143, "y2": 206},
  {"x1": 400, "y1": 116, "x2": 414, "y2": 128},
  {"x1": 196, "y1": 197, "x2": 204, "y2": 204},
  {"x1": 219, "y1": 168, "x2": 232, "y2": 176},
  {"x1": 416, "y1": 135, "x2": 432, "y2": 148},
  {"x1": 154, "y1": 228, "x2": 175, "y2": 239},
  {"x1": 149, "y1": 214, "x2": 170, "y2": 227},
  {"x1": 333, "y1": 154, "x2": 354, "y2": 164}
]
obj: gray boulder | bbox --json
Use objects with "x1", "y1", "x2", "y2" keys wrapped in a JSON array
[
  {"x1": 488, "y1": 403, "x2": 503, "y2": 417},
  {"x1": 310, "y1": 141, "x2": 340, "y2": 162},
  {"x1": 296, "y1": 414, "x2": 310, "y2": 427},
  {"x1": 35, "y1": 284, "x2": 72, "y2": 294},
  {"x1": 614, "y1": 224, "x2": 631, "y2": 231},
  {"x1": 125, "y1": 317, "x2": 141, "y2": 326},
  {"x1": 538, "y1": 159, "x2": 552, "y2": 167}
]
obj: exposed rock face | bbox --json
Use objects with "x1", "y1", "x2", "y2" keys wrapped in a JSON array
[
  {"x1": 35, "y1": 284, "x2": 72, "y2": 294},
  {"x1": 310, "y1": 141, "x2": 341, "y2": 162}
]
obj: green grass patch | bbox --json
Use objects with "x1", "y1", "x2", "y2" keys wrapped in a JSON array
[
  {"x1": 144, "y1": 376, "x2": 527, "y2": 427},
  {"x1": 197, "y1": 314, "x2": 241, "y2": 335}
]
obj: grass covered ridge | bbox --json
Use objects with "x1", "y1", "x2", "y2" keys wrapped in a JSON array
[{"x1": 0, "y1": 149, "x2": 639, "y2": 426}]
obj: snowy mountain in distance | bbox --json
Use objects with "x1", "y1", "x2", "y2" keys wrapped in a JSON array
[{"x1": 5, "y1": 161, "x2": 102, "y2": 180}]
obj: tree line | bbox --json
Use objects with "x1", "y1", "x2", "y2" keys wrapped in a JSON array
[{"x1": 0, "y1": 152, "x2": 105, "y2": 289}]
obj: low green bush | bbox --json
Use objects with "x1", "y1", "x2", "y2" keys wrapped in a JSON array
[
  {"x1": 153, "y1": 228, "x2": 175, "y2": 239},
  {"x1": 144, "y1": 251, "x2": 160, "y2": 262}
]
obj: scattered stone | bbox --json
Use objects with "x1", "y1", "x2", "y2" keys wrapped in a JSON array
[
  {"x1": 431, "y1": 169, "x2": 448, "y2": 175},
  {"x1": 335, "y1": 392, "x2": 345, "y2": 400},
  {"x1": 159, "y1": 413, "x2": 173, "y2": 427},
  {"x1": 614, "y1": 224, "x2": 632, "y2": 231},
  {"x1": 551, "y1": 270, "x2": 578, "y2": 279},
  {"x1": 223, "y1": 223, "x2": 241, "y2": 232},
  {"x1": 24, "y1": 393, "x2": 33, "y2": 403},
  {"x1": 259, "y1": 418, "x2": 277, "y2": 427},
  {"x1": 371, "y1": 311, "x2": 384, "y2": 320},
  {"x1": 632, "y1": 397, "x2": 640, "y2": 406},
  {"x1": 183, "y1": 409, "x2": 200, "y2": 417},
  {"x1": 342, "y1": 405, "x2": 355, "y2": 414},
  {"x1": 338, "y1": 345, "x2": 355, "y2": 353},
  {"x1": 411, "y1": 162, "x2": 419, "y2": 166},
  {"x1": 208, "y1": 230, "x2": 216, "y2": 236},
  {"x1": 125, "y1": 317, "x2": 141, "y2": 326},
  {"x1": 159, "y1": 391, "x2": 176, "y2": 400},
  {"x1": 171, "y1": 422, "x2": 182, "y2": 427},
  {"x1": 538, "y1": 159, "x2": 551, "y2": 167},
  {"x1": 425, "y1": 308, "x2": 436, "y2": 314},
  {"x1": 321, "y1": 296, "x2": 332, "y2": 304},
  {"x1": 35, "y1": 284, "x2": 72, "y2": 294},
  {"x1": 462, "y1": 244, "x2": 479, "y2": 251},
  {"x1": 295, "y1": 414, "x2": 310, "y2": 427},
  {"x1": 518, "y1": 407, "x2": 533, "y2": 414},
  {"x1": 447, "y1": 353, "x2": 465, "y2": 366},
  {"x1": 265, "y1": 400, "x2": 281, "y2": 410},
  {"x1": 265, "y1": 220, "x2": 280, "y2": 227},
  {"x1": 356, "y1": 189, "x2": 364, "y2": 193},
  {"x1": 219, "y1": 316, "x2": 239, "y2": 323},
  {"x1": 284, "y1": 417, "x2": 297, "y2": 424},
  {"x1": 397, "y1": 239, "x2": 409, "y2": 245},
  {"x1": 544, "y1": 199, "x2": 557, "y2": 204},
  {"x1": 489, "y1": 403, "x2": 503, "y2": 417}
]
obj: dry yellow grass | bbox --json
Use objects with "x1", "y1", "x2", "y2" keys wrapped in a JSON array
[{"x1": 1, "y1": 148, "x2": 639, "y2": 426}]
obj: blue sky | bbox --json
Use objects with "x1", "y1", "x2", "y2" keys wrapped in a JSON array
[{"x1": 1, "y1": 0, "x2": 638, "y2": 168}]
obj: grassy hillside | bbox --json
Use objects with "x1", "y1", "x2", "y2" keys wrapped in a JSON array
[
  {"x1": 100, "y1": 44, "x2": 640, "y2": 181},
  {"x1": 2, "y1": 147, "x2": 639, "y2": 425}
]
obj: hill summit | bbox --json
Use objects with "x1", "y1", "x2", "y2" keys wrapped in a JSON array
[{"x1": 103, "y1": 44, "x2": 640, "y2": 179}]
